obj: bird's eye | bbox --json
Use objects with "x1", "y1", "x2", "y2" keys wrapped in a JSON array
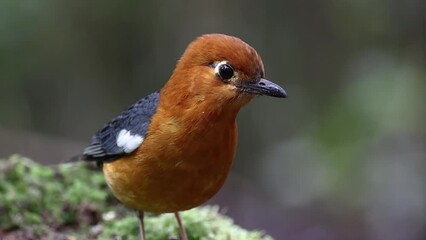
[{"x1": 215, "y1": 62, "x2": 234, "y2": 81}]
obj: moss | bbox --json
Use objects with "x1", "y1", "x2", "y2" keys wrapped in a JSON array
[{"x1": 0, "y1": 155, "x2": 272, "y2": 240}]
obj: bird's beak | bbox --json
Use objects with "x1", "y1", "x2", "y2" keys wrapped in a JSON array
[{"x1": 237, "y1": 78, "x2": 287, "y2": 98}]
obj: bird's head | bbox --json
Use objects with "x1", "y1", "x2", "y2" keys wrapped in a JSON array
[{"x1": 161, "y1": 34, "x2": 287, "y2": 112}]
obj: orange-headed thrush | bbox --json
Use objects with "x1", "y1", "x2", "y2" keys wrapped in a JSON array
[{"x1": 74, "y1": 34, "x2": 287, "y2": 240}]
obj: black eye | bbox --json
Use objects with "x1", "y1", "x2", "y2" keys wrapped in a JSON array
[{"x1": 217, "y1": 63, "x2": 234, "y2": 80}]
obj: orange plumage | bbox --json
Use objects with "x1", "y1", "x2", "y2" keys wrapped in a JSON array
[{"x1": 76, "y1": 34, "x2": 286, "y2": 240}]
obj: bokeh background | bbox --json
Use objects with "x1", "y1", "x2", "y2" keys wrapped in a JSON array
[{"x1": 1, "y1": 0, "x2": 425, "y2": 239}]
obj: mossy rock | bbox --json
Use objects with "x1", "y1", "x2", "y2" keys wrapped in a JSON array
[{"x1": 0, "y1": 155, "x2": 272, "y2": 240}]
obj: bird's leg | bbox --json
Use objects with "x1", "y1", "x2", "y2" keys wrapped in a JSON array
[
  {"x1": 174, "y1": 212, "x2": 188, "y2": 240},
  {"x1": 136, "y1": 210, "x2": 146, "y2": 240}
]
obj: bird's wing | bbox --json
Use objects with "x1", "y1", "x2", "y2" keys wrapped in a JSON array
[{"x1": 81, "y1": 91, "x2": 159, "y2": 162}]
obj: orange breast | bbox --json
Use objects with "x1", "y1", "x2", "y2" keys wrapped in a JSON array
[{"x1": 102, "y1": 109, "x2": 238, "y2": 213}]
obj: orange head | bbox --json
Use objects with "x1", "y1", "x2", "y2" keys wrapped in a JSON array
[{"x1": 160, "y1": 34, "x2": 287, "y2": 113}]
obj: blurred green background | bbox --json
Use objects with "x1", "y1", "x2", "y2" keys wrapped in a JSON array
[{"x1": 0, "y1": 0, "x2": 425, "y2": 239}]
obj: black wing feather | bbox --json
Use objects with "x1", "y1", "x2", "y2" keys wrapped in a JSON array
[{"x1": 82, "y1": 91, "x2": 159, "y2": 162}]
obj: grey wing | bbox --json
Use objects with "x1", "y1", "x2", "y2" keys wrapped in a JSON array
[{"x1": 81, "y1": 91, "x2": 159, "y2": 162}]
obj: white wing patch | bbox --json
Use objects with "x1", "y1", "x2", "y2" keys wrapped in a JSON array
[{"x1": 116, "y1": 129, "x2": 144, "y2": 153}]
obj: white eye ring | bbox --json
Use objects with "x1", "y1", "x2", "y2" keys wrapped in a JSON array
[{"x1": 214, "y1": 61, "x2": 234, "y2": 81}]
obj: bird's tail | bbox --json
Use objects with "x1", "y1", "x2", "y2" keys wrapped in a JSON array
[
  {"x1": 63, "y1": 154, "x2": 85, "y2": 163},
  {"x1": 61, "y1": 154, "x2": 102, "y2": 171}
]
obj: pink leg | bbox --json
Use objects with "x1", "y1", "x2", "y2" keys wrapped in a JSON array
[
  {"x1": 174, "y1": 212, "x2": 188, "y2": 240},
  {"x1": 136, "y1": 211, "x2": 146, "y2": 240}
]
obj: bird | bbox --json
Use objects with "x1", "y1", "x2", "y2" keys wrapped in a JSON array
[{"x1": 72, "y1": 33, "x2": 287, "y2": 240}]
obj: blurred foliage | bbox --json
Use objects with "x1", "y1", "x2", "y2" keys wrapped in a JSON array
[
  {"x1": 310, "y1": 54, "x2": 426, "y2": 198},
  {"x1": 0, "y1": 155, "x2": 272, "y2": 240},
  {"x1": 0, "y1": 155, "x2": 108, "y2": 230}
]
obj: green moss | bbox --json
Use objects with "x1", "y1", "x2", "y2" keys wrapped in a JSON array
[{"x1": 0, "y1": 155, "x2": 272, "y2": 240}]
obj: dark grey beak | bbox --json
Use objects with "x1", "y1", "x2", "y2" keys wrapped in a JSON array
[{"x1": 237, "y1": 78, "x2": 287, "y2": 98}]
